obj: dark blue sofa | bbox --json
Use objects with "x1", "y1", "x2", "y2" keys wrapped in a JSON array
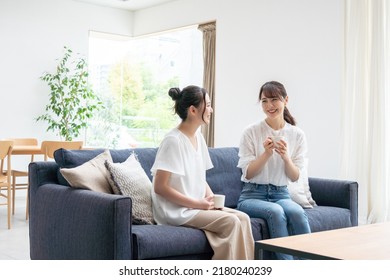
[{"x1": 28, "y1": 147, "x2": 358, "y2": 260}]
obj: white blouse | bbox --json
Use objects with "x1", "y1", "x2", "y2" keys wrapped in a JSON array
[
  {"x1": 237, "y1": 120, "x2": 308, "y2": 186},
  {"x1": 151, "y1": 128, "x2": 213, "y2": 226}
]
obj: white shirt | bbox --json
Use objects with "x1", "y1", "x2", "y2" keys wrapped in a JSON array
[
  {"x1": 151, "y1": 128, "x2": 213, "y2": 226},
  {"x1": 237, "y1": 120, "x2": 307, "y2": 186}
]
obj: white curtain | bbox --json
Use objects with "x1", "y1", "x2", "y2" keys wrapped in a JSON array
[{"x1": 342, "y1": 0, "x2": 390, "y2": 224}]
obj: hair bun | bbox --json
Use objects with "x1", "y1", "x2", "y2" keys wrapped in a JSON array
[{"x1": 168, "y1": 87, "x2": 182, "y2": 100}]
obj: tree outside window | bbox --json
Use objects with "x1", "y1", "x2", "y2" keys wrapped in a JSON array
[{"x1": 87, "y1": 27, "x2": 203, "y2": 148}]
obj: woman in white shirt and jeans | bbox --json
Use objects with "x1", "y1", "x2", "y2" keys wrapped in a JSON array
[
  {"x1": 151, "y1": 85, "x2": 254, "y2": 260},
  {"x1": 237, "y1": 81, "x2": 311, "y2": 260}
]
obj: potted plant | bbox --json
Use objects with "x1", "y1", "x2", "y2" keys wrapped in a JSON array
[{"x1": 36, "y1": 46, "x2": 103, "y2": 141}]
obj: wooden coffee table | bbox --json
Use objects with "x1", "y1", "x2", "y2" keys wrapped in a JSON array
[{"x1": 255, "y1": 222, "x2": 390, "y2": 260}]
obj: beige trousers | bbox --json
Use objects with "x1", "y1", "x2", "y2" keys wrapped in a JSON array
[{"x1": 183, "y1": 207, "x2": 254, "y2": 260}]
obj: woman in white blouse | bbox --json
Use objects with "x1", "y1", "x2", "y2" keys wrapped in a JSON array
[
  {"x1": 237, "y1": 81, "x2": 311, "y2": 260},
  {"x1": 151, "y1": 85, "x2": 254, "y2": 260}
]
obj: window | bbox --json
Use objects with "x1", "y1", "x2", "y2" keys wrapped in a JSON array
[{"x1": 87, "y1": 26, "x2": 203, "y2": 148}]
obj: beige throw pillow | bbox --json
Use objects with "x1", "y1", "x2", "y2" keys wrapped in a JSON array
[
  {"x1": 305, "y1": 182, "x2": 317, "y2": 206},
  {"x1": 288, "y1": 180, "x2": 313, "y2": 209},
  {"x1": 288, "y1": 159, "x2": 316, "y2": 208},
  {"x1": 302, "y1": 159, "x2": 317, "y2": 206},
  {"x1": 60, "y1": 149, "x2": 113, "y2": 194},
  {"x1": 105, "y1": 153, "x2": 155, "y2": 225}
]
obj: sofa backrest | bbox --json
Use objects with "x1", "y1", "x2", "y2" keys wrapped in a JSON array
[
  {"x1": 207, "y1": 147, "x2": 242, "y2": 208},
  {"x1": 54, "y1": 146, "x2": 243, "y2": 208}
]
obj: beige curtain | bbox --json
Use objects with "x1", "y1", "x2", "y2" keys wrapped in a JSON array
[{"x1": 198, "y1": 22, "x2": 216, "y2": 147}]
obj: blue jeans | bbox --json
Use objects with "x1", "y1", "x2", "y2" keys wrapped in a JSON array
[{"x1": 237, "y1": 182, "x2": 311, "y2": 260}]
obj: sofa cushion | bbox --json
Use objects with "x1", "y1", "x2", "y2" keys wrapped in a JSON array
[
  {"x1": 250, "y1": 217, "x2": 268, "y2": 241},
  {"x1": 120, "y1": 148, "x2": 159, "y2": 181},
  {"x1": 131, "y1": 217, "x2": 269, "y2": 260},
  {"x1": 54, "y1": 148, "x2": 129, "y2": 167},
  {"x1": 207, "y1": 147, "x2": 243, "y2": 208},
  {"x1": 105, "y1": 153, "x2": 155, "y2": 225},
  {"x1": 54, "y1": 148, "x2": 158, "y2": 184},
  {"x1": 131, "y1": 225, "x2": 213, "y2": 259},
  {"x1": 59, "y1": 149, "x2": 114, "y2": 193},
  {"x1": 305, "y1": 206, "x2": 352, "y2": 232},
  {"x1": 55, "y1": 148, "x2": 106, "y2": 186}
]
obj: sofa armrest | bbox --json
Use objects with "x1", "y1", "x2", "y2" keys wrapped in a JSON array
[
  {"x1": 29, "y1": 162, "x2": 132, "y2": 260},
  {"x1": 29, "y1": 161, "x2": 59, "y2": 188},
  {"x1": 308, "y1": 177, "x2": 358, "y2": 226}
]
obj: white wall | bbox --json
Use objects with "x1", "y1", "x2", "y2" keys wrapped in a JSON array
[
  {"x1": 0, "y1": 0, "x2": 132, "y2": 139},
  {"x1": 0, "y1": 0, "x2": 344, "y2": 179},
  {"x1": 134, "y1": 0, "x2": 344, "y2": 179},
  {"x1": 0, "y1": 0, "x2": 132, "y2": 168}
]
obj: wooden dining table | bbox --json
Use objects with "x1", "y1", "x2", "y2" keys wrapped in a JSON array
[{"x1": 11, "y1": 145, "x2": 43, "y2": 155}]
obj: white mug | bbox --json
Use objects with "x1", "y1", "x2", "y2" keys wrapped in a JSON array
[
  {"x1": 269, "y1": 135, "x2": 284, "y2": 146},
  {"x1": 213, "y1": 194, "x2": 225, "y2": 210}
]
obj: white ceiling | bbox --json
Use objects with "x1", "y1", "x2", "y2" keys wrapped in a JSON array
[{"x1": 74, "y1": 0, "x2": 177, "y2": 11}]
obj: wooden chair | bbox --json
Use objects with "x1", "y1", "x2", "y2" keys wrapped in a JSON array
[
  {"x1": 40, "y1": 140, "x2": 84, "y2": 160},
  {"x1": 6, "y1": 138, "x2": 39, "y2": 220},
  {"x1": 0, "y1": 140, "x2": 13, "y2": 229},
  {"x1": 22, "y1": 141, "x2": 83, "y2": 220}
]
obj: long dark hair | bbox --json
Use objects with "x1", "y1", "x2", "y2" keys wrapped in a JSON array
[
  {"x1": 168, "y1": 85, "x2": 207, "y2": 122},
  {"x1": 259, "y1": 81, "x2": 296, "y2": 126}
]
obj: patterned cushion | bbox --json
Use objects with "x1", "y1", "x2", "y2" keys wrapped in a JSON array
[{"x1": 105, "y1": 153, "x2": 155, "y2": 225}]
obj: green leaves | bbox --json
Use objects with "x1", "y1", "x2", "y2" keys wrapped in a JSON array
[{"x1": 36, "y1": 46, "x2": 104, "y2": 141}]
